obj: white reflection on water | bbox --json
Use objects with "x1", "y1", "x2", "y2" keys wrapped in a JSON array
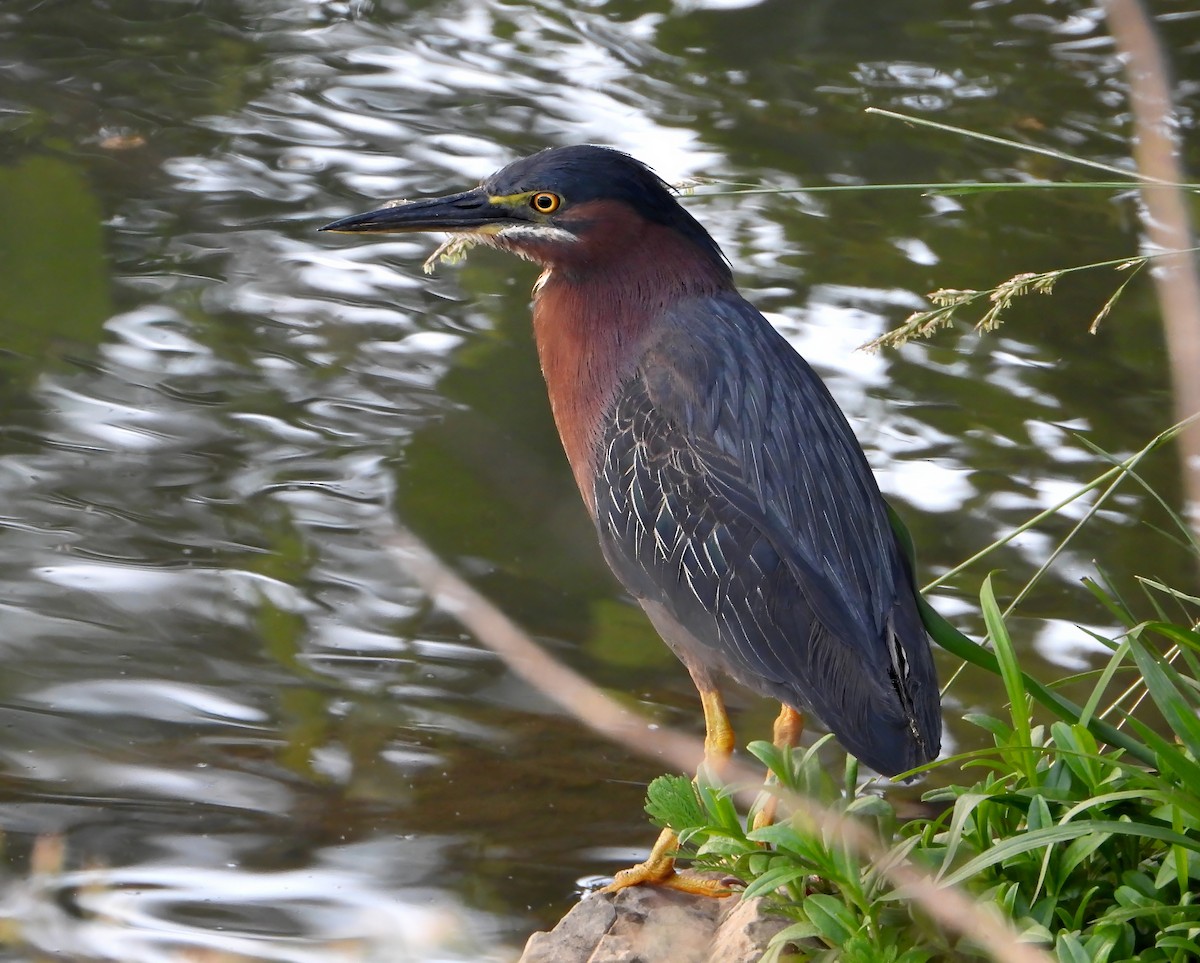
[
  {"x1": 29, "y1": 680, "x2": 268, "y2": 725},
  {"x1": 1, "y1": 0, "x2": 1188, "y2": 959},
  {"x1": 3, "y1": 848, "x2": 509, "y2": 963}
]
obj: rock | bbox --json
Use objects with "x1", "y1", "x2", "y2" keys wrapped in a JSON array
[
  {"x1": 519, "y1": 885, "x2": 791, "y2": 963},
  {"x1": 709, "y1": 896, "x2": 793, "y2": 962},
  {"x1": 520, "y1": 895, "x2": 619, "y2": 963}
]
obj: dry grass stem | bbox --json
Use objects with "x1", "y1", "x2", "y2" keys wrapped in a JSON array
[
  {"x1": 382, "y1": 525, "x2": 1054, "y2": 963},
  {"x1": 1103, "y1": 0, "x2": 1200, "y2": 540}
]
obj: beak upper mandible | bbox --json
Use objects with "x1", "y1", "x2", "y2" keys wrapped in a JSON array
[{"x1": 319, "y1": 187, "x2": 513, "y2": 235}]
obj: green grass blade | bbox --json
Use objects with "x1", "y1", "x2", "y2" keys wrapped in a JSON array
[
  {"x1": 865, "y1": 107, "x2": 1187, "y2": 186},
  {"x1": 912, "y1": 589, "x2": 1156, "y2": 767},
  {"x1": 698, "y1": 180, "x2": 1164, "y2": 198},
  {"x1": 1126, "y1": 629, "x2": 1200, "y2": 758},
  {"x1": 940, "y1": 820, "x2": 1200, "y2": 888},
  {"x1": 1137, "y1": 580, "x2": 1200, "y2": 607},
  {"x1": 1069, "y1": 436, "x2": 1200, "y2": 554},
  {"x1": 1121, "y1": 716, "x2": 1200, "y2": 798},
  {"x1": 914, "y1": 416, "x2": 1192, "y2": 593},
  {"x1": 981, "y1": 574, "x2": 1035, "y2": 778},
  {"x1": 1145, "y1": 621, "x2": 1200, "y2": 656},
  {"x1": 1082, "y1": 575, "x2": 1140, "y2": 628},
  {"x1": 1077, "y1": 637, "x2": 1132, "y2": 730}
]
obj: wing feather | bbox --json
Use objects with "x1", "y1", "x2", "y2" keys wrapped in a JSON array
[{"x1": 592, "y1": 292, "x2": 940, "y2": 773}]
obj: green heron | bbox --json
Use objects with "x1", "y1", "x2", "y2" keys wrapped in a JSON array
[{"x1": 321, "y1": 145, "x2": 941, "y2": 892}]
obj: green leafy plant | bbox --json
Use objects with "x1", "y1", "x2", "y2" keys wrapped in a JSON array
[
  {"x1": 645, "y1": 560, "x2": 1200, "y2": 962},
  {"x1": 638, "y1": 403, "x2": 1200, "y2": 962}
]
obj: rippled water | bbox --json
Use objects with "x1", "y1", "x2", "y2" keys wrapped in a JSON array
[{"x1": 0, "y1": 0, "x2": 1197, "y2": 959}]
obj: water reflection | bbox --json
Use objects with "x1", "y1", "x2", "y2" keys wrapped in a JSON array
[{"x1": 0, "y1": 0, "x2": 1196, "y2": 959}]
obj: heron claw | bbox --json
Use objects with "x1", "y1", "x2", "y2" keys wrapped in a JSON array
[
  {"x1": 602, "y1": 863, "x2": 736, "y2": 898},
  {"x1": 601, "y1": 828, "x2": 737, "y2": 897}
]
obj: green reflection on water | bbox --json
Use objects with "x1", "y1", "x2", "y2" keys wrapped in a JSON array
[
  {"x1": 0, "y1": 0, "x2": 1197, "y2": 958},
  {"x1": 0, "y1": 156, "x2": 111, "y2": 365}
]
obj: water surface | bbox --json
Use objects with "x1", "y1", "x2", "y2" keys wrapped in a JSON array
[{"x1": 0, "y1": 0, "x2": 1197, "y2": 958}]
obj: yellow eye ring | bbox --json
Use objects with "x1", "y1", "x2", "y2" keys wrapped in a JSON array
[{"x1": 530, "y1": 192, "x2": 562, "y2": 214}]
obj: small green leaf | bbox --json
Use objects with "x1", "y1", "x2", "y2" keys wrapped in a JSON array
[
  {"x1": 895, "y1": 950, "x2": 936, "y2": 963},
  {"x1": 964, "y1": 712, "x2": 1014, "y2": 740},
  {"x1": 695, "y1": 834, "x2": 755, "y2": 857},
  {"x1": 1027, "y1": 795, "x2": 1052, "y2": 832},
  {"x1": 1090, "y1": 923, "x2": 1134, "y2": 961},
  {"x1": 1053, "y1": 832, "x2": 1109, "y2": 892},
  {"x1": 770, "y1": 919, "x2": 822, "y2": 943},
  {"x1": 1159, "y1": 936, "x2": 1200, "y2": 954},
  {"x1": 802, "y1": 893, "x2": 860, "y2": 945},
  {"x1": 1155, "y1": 846, "x2": 1200, "y2": 888},
  {"x1": 741, "y1": 861, "x2": 812, "y2": 900},
  {"x1": 1051, "y1": 722, "x2": 1104, "y2": 789},
  {"x1": 1113, "y1": 885, "x2": 1152, "y2": 909},
  {"x1": 746, "y1": 739, "x2": 788, "y2": 778},
  {"x1": 748, "y1": 821, "x2": 809, "y2": 852},
  {"x1": 697, "y1": 778, "x2": 744, "y2": 834},
  {"x1": 644, "y1": 774, "x2": 705, "y2": 830},
  {"x1": 1081, "y1": 925, "x2": 1121, "y2": 962},
  {"x1": 845, "y1": 794, "x2": 892, "y2": 819},
  {"x1": 1055, "y1": 932, "x2": 1092, "y2": 963},
  {"x1": 1119, "y1": 869, "x2": 1158, "y2": 899},
  {"x1": 937, "y1": 792, "x2": 990, "y2": 877}
]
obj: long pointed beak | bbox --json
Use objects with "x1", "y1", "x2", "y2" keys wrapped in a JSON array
[{"x1": 319, "y1": 187, "x2": 515, "y2": 235}]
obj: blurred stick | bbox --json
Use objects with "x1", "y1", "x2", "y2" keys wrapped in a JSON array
[
  {"x1": 1104, "y1": 0, "x2": 1200, "y2": 540},
  {"x1": 383, "y1": 526, "x2": 1052, "y2": 963}
]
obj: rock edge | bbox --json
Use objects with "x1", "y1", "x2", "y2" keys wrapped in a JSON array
[{"x1": 519, "y1": 885, "x2": 789, "y2": 963}]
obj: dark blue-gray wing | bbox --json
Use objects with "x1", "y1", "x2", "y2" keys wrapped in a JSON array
[{"x1": 592, "y1": 293, "x2": 940, "y2": 775}]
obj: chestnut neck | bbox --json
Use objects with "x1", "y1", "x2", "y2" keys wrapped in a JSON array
[{"x1": 530, "y1": 203, "x2": 732, "y2": 512}]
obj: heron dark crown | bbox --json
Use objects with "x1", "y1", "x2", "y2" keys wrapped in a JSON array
[{"x1": 484, "y1": 146, "x2": 728, "y2": 270}]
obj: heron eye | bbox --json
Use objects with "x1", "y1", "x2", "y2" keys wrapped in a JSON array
[{"x1": 530, "y1": 192, "x2": 562, "y2": 214}]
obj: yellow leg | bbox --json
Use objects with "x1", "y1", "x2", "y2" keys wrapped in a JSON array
[
  {"x1": 773, "y1": 703, "x2": 805, "y2": 749},
  {"x1": 699, "y1": 687, "x2": 735, "y2": 775},
  {"x1": 751, "y1": 704, "x2": 805, "y2": 831},
  {"x1": 602, "y1": 683, "x2": 737, "y2": 897}
]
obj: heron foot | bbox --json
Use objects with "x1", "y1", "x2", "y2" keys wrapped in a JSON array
[
  {"x1": 604, "y1": 864, "x2": 734, "y2": 893},
  {"x1": 602, "y1": 861, "x2": 735, "y2": 897},
  {"x1": 600, "y1": 827, "x2": 735, "y2": 897}
]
